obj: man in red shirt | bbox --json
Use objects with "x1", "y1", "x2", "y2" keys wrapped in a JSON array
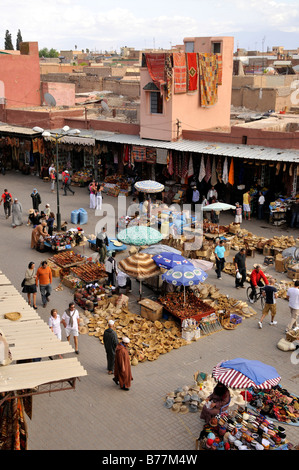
[
  {"x1": 0, "y1": 189, "x2": 13, "y2": 218},
  {"x1": 249, "y1": 264, "x2": 269, "y2": 303}
]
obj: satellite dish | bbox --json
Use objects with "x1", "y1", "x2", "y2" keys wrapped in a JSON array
[
  {"x1": 44, "y1": 93, "x2": 56, "y2": 107},
  {"x1": 100, "y1": 99, "x2": 110, "y2": 113}
]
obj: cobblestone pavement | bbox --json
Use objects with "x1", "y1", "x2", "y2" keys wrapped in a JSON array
[{"x1": 0, "y1": 172, "x2": 298, "y2": 450}]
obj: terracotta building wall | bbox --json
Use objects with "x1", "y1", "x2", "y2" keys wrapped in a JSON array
[{"x1": 0, "y1": 42, "x2": 41, "y2": 107}]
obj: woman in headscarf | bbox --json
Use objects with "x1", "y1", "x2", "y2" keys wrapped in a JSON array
[
  {"x1": 200, "y1": 382, "x2": 230, "y2": 423},
  {"x1": 11, "y1": 198, "x2": 23, "y2": 228}
]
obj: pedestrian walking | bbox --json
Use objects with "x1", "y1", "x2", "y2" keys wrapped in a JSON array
[
  {"x1": 215, "y1": 239, "x2": 226, "y2": 279},
  {"x1": 243, "y1": 190, "x2": 251, "y2": 220},
  {"x1": 31, "y1": 188, "x2": 42, "y2": 211},
  {"x1": 22, "y1": 261, "x2": 37, "y2": 309},
  {"x1": 113, "y1": 337, "x2": 133, "y2": 391},
  {"x1": 36, "y1": 260, "x2": 52, "y2": 308},
  {"x1": 234, "y1": 202, "x2": 242, "y2": 224},
  {"x1": 48, "y1": 309, "x2": 62, "y2": 340},
  {"x1": 61, "y1": 302, "x2": 80, "y2": 354},
  {"x1": 96, "y1": 227, "x2": 109, "y2": 264},
  {"x1": 62, "y1": 171, "x2": 75, "y2": 196},
  {"x1": 286, "y1": 280, "x2": 299, "y2": 332},
  {"x1": 105, "y1": 252, "x2": 117, "y2": 286},
  {"x1": 0, "y1": 189, "x2": 12, "y2": 218},
  {"x1": 103, "y1": 320, "x2": 119, "y2": 375},
  {"x1": 89, "y1": 180, "x2": 97, "y2": 209},
  {"x1": 234, "y1": 247, "x2": 247, "y2": 288},
  {"x1": 258, "y1": 279, "x2": 278, "y2": 328},
  {"x1": 50, "y1": 169, "x2": 56, "y2": 193},
  {"x1": 11, "y1": 198, "x2": 23, "y2": 228},
  {"x1": 257, "y1": 191, "x2": 265, "y2": 220}
]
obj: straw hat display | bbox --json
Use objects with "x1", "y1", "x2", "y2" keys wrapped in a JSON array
[{"x1": 87, "y1": 300, "x2": 187, "y2": 365}]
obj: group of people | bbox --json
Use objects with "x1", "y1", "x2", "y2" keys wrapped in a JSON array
[
  {"x1": 89, "y1": 180, "x2": 104, "y2": 210},
  {"x1": 22, "y1": 259, "x2": 80, "y2": 354},
  {"x1": 103, "y1": 320, "x2": 133, "y2": 391}
]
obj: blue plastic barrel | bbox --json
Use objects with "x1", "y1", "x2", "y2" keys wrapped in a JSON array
[
  {"x1": 78, "y1": 208, "x2": 88, "y2": 225},
  {"x1": 71, "y1": 209, "x2": 80, "y2": 225}
]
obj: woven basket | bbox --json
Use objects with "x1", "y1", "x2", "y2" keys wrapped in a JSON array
[
  {"x1": 286, "y1": 330, "x2": 299, "y2": 342},
  {"x1": 5, "y1": 312, "x2": 22, "y2": 321}
]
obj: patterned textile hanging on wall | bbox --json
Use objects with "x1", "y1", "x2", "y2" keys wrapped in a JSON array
[
  {"x1": 173, "y1": 52, "x2": 187, "y2": 94},
  {"x1": 186, "y1": 53, "x2": 198, "y2": 92}
]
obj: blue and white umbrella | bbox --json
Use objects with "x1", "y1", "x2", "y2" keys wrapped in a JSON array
[
  {"x1": 153, "y1": 252, "x2": 193, "y2": 269},
  {"x1": 162, "y1": 264, "x2": 208, "y2": 304}
]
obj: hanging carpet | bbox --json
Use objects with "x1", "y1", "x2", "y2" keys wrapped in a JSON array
[
  {"x1": 186, "y1": 53, "x2": 198, "y2": 92},
  {"x1": 173, "y1": 52, "x2": 187, "y2": 94}
]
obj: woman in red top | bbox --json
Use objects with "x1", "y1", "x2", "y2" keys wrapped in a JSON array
[{"x1": 249, "y1": 264, "x2": 269, "y2": 302}]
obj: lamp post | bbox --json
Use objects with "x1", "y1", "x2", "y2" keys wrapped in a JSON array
[{"x1": 33, "y1": 126, "x2": 80, "y2": 231}]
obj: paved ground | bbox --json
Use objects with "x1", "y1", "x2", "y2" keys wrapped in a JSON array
[{"x1": 0, "y1": 171, "x2": 299, "y2": 451}]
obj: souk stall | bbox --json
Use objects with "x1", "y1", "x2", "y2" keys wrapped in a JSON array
[
  {"x1": 44, "y1": 228, "x2": 86, "y2": 252},
  {"x1": 102, "y1": 175, "x2": 132, "y2": 197},
  {"x1": 71, "y1": 168, "x2": 93, "y2": 187},
  {"x1": 269, "y1": 198, "x2": 292, "y2": 226},
  {"x1": 87, "y1": 237, "x2": 127, "y2": 254}
]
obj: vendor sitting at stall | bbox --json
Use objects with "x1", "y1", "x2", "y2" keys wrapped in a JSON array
[{"x1": 200, "y1": 382, "x2": 231, "y2": 424}]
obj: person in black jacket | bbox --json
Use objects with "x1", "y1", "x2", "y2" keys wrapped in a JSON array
[
  {"x1": 234, "y1": 247, "x2": 247, "y2": 289},
  {"x1": 103, "y1": 320, "x2": 119, "y2": 375},
  {"x1": 31, "y1": 188, "x2": 41, "y2": 211}
]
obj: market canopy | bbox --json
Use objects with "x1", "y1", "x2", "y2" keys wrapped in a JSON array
[
  {"x1": 212, "y1": 358, "x2": 281, "y2": 390},
  {"x1": 0, "y1": 270, "x2": 87, "y2": 396},
  {"x1": 118, "y1": 253, "x2": 161, "y2": 280},
  {"x1": 117, "y1": 225, "x2": 163, "y2": 246},
  {"x1": 162, "y1": 265, "x2": 208, "y2": 286},
  {"x1": 153, "y1": 252, "x2": 193, "y2": 269},
  {"x1": 202, "y1": 202, "x2": 236, "y2": 212},
  {"x1": 134, "y1": 180, "x2": 165, "y2": 194},
  {"x1": 140, "y1": 244, "x2": 182, "y2": 256}
]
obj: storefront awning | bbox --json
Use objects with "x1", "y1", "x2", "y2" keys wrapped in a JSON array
[
  {"x1": 94, "y1": 133, "x2": 299, "y2": 164},
  {"x1": 43, "y1": 135, "x2": 95, "y2": 146},
  {"x1": 0, "y1": 270, "x2": 87, "y2": 396}
]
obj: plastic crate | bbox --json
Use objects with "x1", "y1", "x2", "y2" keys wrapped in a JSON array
[{"x1": 230, "y1": 314, "x2": 242, "y2": 324}]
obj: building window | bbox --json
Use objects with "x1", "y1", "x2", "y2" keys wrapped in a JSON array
[
  {"x1": 212, "y1": 42, "x2": 222, "y2": 54},
  {"x1": 150, "y1": 92, "x2": 163, "y2": 114}
]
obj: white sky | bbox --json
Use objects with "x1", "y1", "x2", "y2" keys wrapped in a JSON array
[{"x1": 1, "y1": 0, "x2": 299, "y2": 52}]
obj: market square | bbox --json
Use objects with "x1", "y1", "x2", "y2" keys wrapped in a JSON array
[{"x1": 0, "y1": 171, "x2": 298, "y2": 451}]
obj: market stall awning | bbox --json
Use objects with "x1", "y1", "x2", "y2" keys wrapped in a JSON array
[
  {"x1": 43, "y1": 134, "x2": 95, "y2": 146},
  {"x1": 0, "y1": 270, "x2": 87, "y2": 396},
  {"x1": 94, "y1": 133, "x2": 299, "y2": 164}
]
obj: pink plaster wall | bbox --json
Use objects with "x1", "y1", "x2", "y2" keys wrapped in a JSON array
[
  {"x1": 140, "y1": 37, "x2": 234, "y2": 142},
  {"x1": 0, "y1": 42, "x2": 41, "y2": 107},
  {"x1": 41, "y1": 81, "x2": 76, "y2": 107}
]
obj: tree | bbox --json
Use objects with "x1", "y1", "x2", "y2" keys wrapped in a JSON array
[
  {"x1": 4, "y1": 30, "x2": 14, "y2": 50},
  {"x1": 39, "y1": 47, "x2": 59, "y2": 58},
  {"x1": 16, "y1": 29, "x2": 23, "y2": 50}
]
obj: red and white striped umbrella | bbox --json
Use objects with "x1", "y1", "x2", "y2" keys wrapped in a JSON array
[{"x1": 212, "y1": 359, "x2": 281, "y2": 390}]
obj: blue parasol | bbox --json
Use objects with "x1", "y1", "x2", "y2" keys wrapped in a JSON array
[
  {"x1": 162, "y1": 264, "x2": 208, "y2": 304},
  {"x1": 153, "y1": 252, "x2": 193, "y2": 269}
]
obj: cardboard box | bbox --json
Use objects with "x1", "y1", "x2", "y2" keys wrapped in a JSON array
[
  {"x1": 287, "y1": 266, "x2": 299, "y2": 280},
  {"x1": 139, "y1": 299, "x2": 163, "y2": 321}
]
